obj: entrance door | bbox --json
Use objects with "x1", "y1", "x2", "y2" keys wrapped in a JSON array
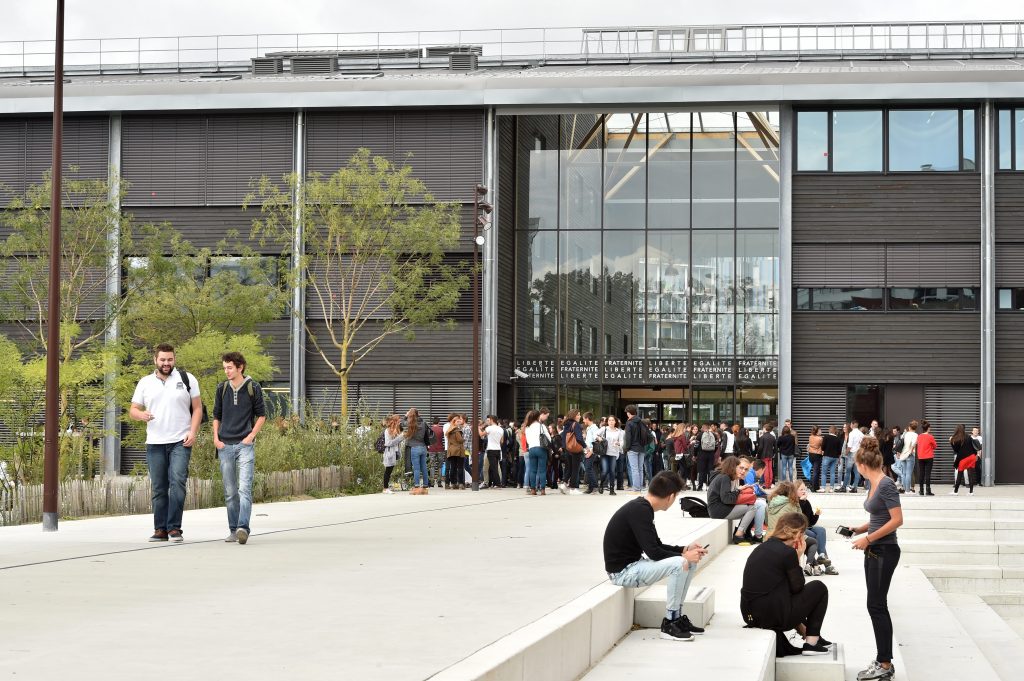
[
  {"x1": 848, "y1": 385, "x2": 882, "y2": 427},
  {"x1": 692, "y1": 386, "x2": 735, "y2": 424}
]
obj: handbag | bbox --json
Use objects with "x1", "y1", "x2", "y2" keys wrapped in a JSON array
[
  {"x1": 736, "y1": 487, "x2": 757, "y2": 505},
  {"x1": 592, "y1": 428, "x2": 608, "y2": 457}
]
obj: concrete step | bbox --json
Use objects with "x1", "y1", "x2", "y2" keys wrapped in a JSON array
[
  {"x1": 634, "y1": 584, "x2": 715, "y2": 629},
  {"x1": 922, "y1": 565, "x2": 1024, "y2": 593},
  {"x1": 818, "y1": 516, "x2": 1024, "y2": 542},
  {"x1": 581, "y1": 627, "x2": 776, "y2": 681},
  {"x1": 939, "y1": 592, "x2": 1024, "y2": 681},
  {"x1": 896, "y1": 540, "x2": 1024, "y2": 567},
  {"x1": 776, "y1": 641, "x2": 845, "y2": 681}
]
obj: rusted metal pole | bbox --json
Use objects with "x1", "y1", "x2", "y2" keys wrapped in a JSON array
[{"x1": 42, "y1": 0, "x2": 65, "y2": 532}]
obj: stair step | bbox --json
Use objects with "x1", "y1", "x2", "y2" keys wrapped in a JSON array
[
  {"x1": 939, "y1": 592, "x2": 1024, "y2": 681},
  {"x1": 777, "y1": 642, "x2": 845, "y2": 681},
  {"x1": 581, "y1": 627, "x2": 775, "y2": 681},
  {"x1": 633, "y1": 585, "x2": 715, "y2": 629}
]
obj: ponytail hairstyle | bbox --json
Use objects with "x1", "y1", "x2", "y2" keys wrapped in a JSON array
[
  {"x1": 855, "y1": 435, "x2": 883, "y2": 470},
  {"x1": 769, "y1": 512, "x2": 809, "y2": 543}
]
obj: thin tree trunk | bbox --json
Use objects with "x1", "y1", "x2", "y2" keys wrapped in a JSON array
[{"x1": 339, "y1": 343, "x2": 349, "y2": 424}]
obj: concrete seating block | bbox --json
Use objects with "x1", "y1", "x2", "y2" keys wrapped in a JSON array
[
  {"x1": 633, "y1": 585, "x2": 715, "y2": 629},
  {"x1": 776, "y1": 643, "x2": 845, "y2": 681}
]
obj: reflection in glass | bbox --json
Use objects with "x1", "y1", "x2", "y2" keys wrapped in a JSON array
[
  {"x1": 1017, "y1": 110, "x2": 1024, "y2": 172},
  {"x1": 691, "y1": 313, "x2": 734, "y2": 355},
  {"x1": 516, "y1": 385, "x2": 557, "y2": 418},
  {"x1": 832, "y1": 110, "x2": 882, "y2": 172},
  {"x1": 516, "y1": 230, "x2": 558, "y2": 353},
  {"x1": 737, "y1": 231, "x2": 778, "y2": 312},
  {"x1": 889, "y1": 287, "x2": 978, "y2": 311},
  {"x1": 561, "y1": 114, "x2": 602, "y2": 229},
  {"x1": 738, "y1": 313, "x2": 778, "y2": 355},
  {"x1": 647, "y1": 231, "x2": 689, "y2": 315},
  {"x1": 999, "y1": 109, "x2": 1013, "y2": 170},
  {"x1": 692, "y1": 386, "x2": 735, "y2": 423},
  {"x1": 797, "y1": 111, "x2": 828, "y2": 171},
  {"x1": 604, "y1": 113, "x2": 646, "y2": 228},
  {"x1": 560, "y1": 230, "x2": 601, "y2": 354},
  {"x1": 737, "y1": 112, "x2": 780, "y2": 227},
  {"x1": 646, "y1": 316, "x2": 689, "y2": 354},
  {"x1": 795, "y1": 288, "x2": 884, "y2": 311},
  {"x1": 691, "y1": 230, "x2": 735, "y2": 313},
  {"x1": 604, "y1": 230, "x2": 645, "y2": 355},
  {"x1": 962, "y1": 110, "x2": 976, "y2": 170},
  {"x1": 737, "y1": 386, "x2": 778, "y2": 429},
  {"x1": 692, "y1": 112, "x2": 735, "y2": 228},
  {"x1": 888, "y1": 110, "x2": 960, "y2": 171},
  {"x1": 648, "y1": 113, "x2": 691, "y2": 229},
  {"x1": 519, "y1": 116, "x2": 559, "y2": 229}
]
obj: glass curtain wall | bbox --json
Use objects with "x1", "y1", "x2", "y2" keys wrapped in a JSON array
[{"x1": 514, "y1": 112, "x2": 780, "y2": 421}]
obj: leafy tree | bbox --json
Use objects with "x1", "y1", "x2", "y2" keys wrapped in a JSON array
[{"x1": 248, "y1": 148, "x2": 468, "y2": 421}]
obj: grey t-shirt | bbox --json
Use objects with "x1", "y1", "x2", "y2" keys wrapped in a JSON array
[{"x1": 864, "y1": 476, "x2": 900, "y2": 545}]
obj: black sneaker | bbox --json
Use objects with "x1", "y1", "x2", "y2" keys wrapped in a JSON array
[
  {"x1": 676, "y1": 614, "x2": 704, "y2": 634},
  {"x1": 751, "y1": 535, "x2": 764, "y2": 544},
  {"x1": 659, "y1": 617, "x2": 694, "y2": 642},
  {"x1": 148, "y1": 529, "x2": 168, "y2": 542},
  {"x1": 802, "y1": 641, "x2": 832, "y2": 656}
]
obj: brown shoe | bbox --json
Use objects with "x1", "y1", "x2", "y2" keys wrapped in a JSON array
[
  {"x1": 410, "y1": 487, "x2": 421, "y2": 495},
  {"x1": 421, "y1": 487, "x2": 428, "y2": 495},
  {"x1": 540, "y1": 489, "x2": 546, "y2": 496},
  {"x1": 148, "y1": 529, "x2": 168, "y2": 542}
]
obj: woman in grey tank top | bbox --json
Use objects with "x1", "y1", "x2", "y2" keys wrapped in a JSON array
[{"x1": 848, "y1": 436, "x2": 903, "y2": 681}]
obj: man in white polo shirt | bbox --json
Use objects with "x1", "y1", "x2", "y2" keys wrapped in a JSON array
[{"x1": 130, "y1": 344, "x2": 203, "y2": 543}]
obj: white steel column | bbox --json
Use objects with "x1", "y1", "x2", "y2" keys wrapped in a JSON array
[
  {"x1": 778, "y1": 105, "x2": 794, "y2": 423},
  {"x1": 981, "y1": 101, "x2": 996, "y2": 486},
  {"x1": 481, "y1": 108, "x2": 497, "y2": 418},
  {"x1": 291, "y1": 110, "x2": 307, "y2": 421},
  {"x1": 102, "y1": 113, "x2": 122, "y2": 476}
]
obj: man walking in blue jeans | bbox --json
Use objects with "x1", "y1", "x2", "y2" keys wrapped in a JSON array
[
  {"x1": 213, "y1": 351, "x2": 266, "y2": 545},
  {"x1": 604, "y1": 471, "x2": 709, "y2": 641},
  {"x1": 130, "y1": 344, "x2": 203, "y2": 543}
]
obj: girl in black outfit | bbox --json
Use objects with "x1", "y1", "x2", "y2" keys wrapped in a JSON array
[
  {"x1": 880, "y1": 427, "x2": 897, "y2": 481},
  {"x1": 950, "y1": 424, "x2": 979, "y2": 495},
  {"x1": 547, "y1": 424, "x2": 563, "y2": 489},
  {"x1": 850, "y1": 437, "x2": 903, "y2": 681},
  {"x1": 740, "y1": 512, "x2": 834, "y2": 657},
  {"x1": 735, "y1": 428, "x2": 753, "y2": 458}
]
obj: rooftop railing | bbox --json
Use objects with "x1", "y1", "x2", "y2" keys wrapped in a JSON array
[{"x1": 2, "y1": 21, "x2": 1023, "y2": 77}]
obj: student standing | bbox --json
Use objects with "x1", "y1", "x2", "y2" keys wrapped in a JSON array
[
  {"x1": 482, "y1": 415, "x2": 506, "y2": 489},
  {"x1": 522, "y1": 409, "x2": 548, "y2": 495},
  {"x1": 404, "y1": 408, "x2": 430, "y2": 494},
  {"x1": 777, "y1": 425, "x2": 797, "y2": 483},
  {"x1": 754, "y1": 422, "x2": 778, "y2": 487},
  {"x1": 559, "y1": 409, "x2": 585, "y2": 495},
  {"x1": 130, "y1": 344, "x2": 202, "y2": 543},
  {"x1": 212, "y1": 352, "x2": 266, "y2": 545},
  {"x1": 843, "y1": 421, "x2": 865, "y2": 493},
  {"x1": 950, "y1": 424, "x2": 979, "y2": 496},
  {"x1": 623, "y1": 405, "x2": 648, "y2": 493},
  {"x1": 894, "y1": 421, "x2": 918, "y2": 494},
  {"x1": 850, "y1": 437, "x2": 903, "y2": 681},
  {"x1": 445, "y1": 414, "x2": 466, "y2": 489},
  {"x1": 383, "y1": 414, "x2": 404, "y2": 493},
  {"x1": 915, "y1": 420, "x2": 937, "y2": 496},
  {"x1": 604, "y1": 472, "x2": 709, "y2": 641},
  {"x1": 583, "y1": 412, "x2": 601, "y2": 494},
  {"x1": 821, "y1": 426, "x2": 842, "y2": 493},
  {"x1": 806, "y1": 426, "x2": 824, "y2": 492},
  {"x1": 602, "y1": 416, "x2": 624, "y2": 497}
]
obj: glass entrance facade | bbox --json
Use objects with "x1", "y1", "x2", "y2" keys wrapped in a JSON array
[{"x1": 511, "y1": 112, "x2": 780, "y2": 425}]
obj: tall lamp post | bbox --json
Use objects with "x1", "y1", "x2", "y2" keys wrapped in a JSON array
[
  {"x1": 43, "y1": 0, "x2": 66, "y2": 532},
  {"x1": 471, "y1": 184, "x2": 492, "y2": 491}
]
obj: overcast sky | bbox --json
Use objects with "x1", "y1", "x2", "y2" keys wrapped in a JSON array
[{"x1": 0, "y1": 1, "x2": 1020, "y2": 42}]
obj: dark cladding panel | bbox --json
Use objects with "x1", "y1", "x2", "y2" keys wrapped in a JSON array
[
  {"x1": 206, "y1": 113, "x2": 293, "y2": 205},
  {"x1": 793, "y1": 243, "x2": 885, "y2": 286},
  {"x1": 255, "y1": 318, "x2": 291, "y2": 384},
  {"x1": 496, "y1": 116, "x2": 515, "y2": 387},
  {"x1": 996, "y1": 174, "x2": 1024, "y2": 242},
  {"x1": 791, "y1": 384, "x2": 847, "y2": 434},
  {"x1": 125, "y1": 206, "x2": 274, "y2": 252},
  {"x1": 885, "y1": 243, "x2": 980, "y2": 287},
  {"x1": 122, "y1": 115, "x2": 207, "y2": 206},
  {"x1": 996, "y1": 315, "x2": 1024, "y2": 380},
  {"x1": 995, "y1": 384, "x2": 1024, "y2": 483},
  {"x1": 995, "y1": 243, "x2": 1024, "y2": 287},
  {"x1": 394, "y1": 110, "x2": 484, "y2": 202},
  {"x1": 792, "y1": 312, "x2": 980, "y2": 383},
  {"x1": 305, "y1": 112, "x2": 396, "y2": 175},
  {"x1": 793, "y1": 174, "x2": 980, "y2": 243}
]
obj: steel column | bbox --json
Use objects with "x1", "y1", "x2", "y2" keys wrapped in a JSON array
[
  {"x1": 102, "y1": 113, "x2": 122, "y2": 476},
  {"x1": 290, "y1": 110, "x2": 307, "y2": 421},
  {"x1": 778, "y1": 104, "x2": 794, "y2": 425},
  {"x1": 981, "y1": 100, "x2": 996, "y2": 486},
  {"x1": 481, "y1": 108, "x2": 497, "y2": 418}
]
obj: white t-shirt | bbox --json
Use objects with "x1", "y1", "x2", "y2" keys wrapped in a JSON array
[
  {"x1": 131, "y1": 369, "x2": 200, "y2": 445},
  {"x1": 525, "y1": 421, "x2": 545, "y2": 449},
  {"x1": 847, "y1": 428, "x2": 865, "y2": 455},
  {"x1": 485, "y1": 424, "x2": 504, "y2": 451},
  {"x1": 724, "y1": 431, "x2": 736, "y2": 454}
]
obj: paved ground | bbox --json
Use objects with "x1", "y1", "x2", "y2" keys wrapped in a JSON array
[{"x1": 0, "y1": 487, "x2": 699, "y2": 681}]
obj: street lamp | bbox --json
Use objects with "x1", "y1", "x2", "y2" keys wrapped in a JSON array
[{"x1": 471, "y1": 184, "x2": 491, "y2": 491}]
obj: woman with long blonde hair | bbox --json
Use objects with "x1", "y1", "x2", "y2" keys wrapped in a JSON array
[
  {"x1": 381, "y1": 414, "x2": 403, "y2": 494},
  {"x1": 404, "y1": 407, "x2": 431, "y2": 494}
]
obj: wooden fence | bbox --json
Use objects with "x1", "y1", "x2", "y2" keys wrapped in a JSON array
[{"x1": 0, "y1": 465, "x2": 354, "y2": 527}]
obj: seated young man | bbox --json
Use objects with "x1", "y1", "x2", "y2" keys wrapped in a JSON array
[
  {"x1": 744, "y1": 458, "x2": 769, "y2": 499},
  {"x1": 603, "y1": 470, "x2": 709, "y2": 641}
]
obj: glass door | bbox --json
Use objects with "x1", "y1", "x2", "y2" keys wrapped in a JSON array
[{"x1": 691, "y1": 386, "x2": 735, "y2": 424}]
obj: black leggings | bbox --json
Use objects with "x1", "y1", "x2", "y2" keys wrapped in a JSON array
[
  {"x1": 954, "y1": 466, "x2": 974, "y2": 493},
  {"x1": 743, "y1": 579, "x2": 829, "y2": 639},
  {"x1": 567, "y1": 452, "x2": 582, "y2": 488},
  {"x1": 865, "y1": 543, "x2": 900, "y2": 664},
  {"x1": 446, "y1": 456, "x2": 464, "y2": 487},
  {"x1": 696, "y1": 450, "x2": 715, "y2": 489},
  {"x1": 917, "y1": 458, "x2": 934, "y2": 492},
  {"x1": 383, "y1": 465, "x2": 394, "y2": 490}
]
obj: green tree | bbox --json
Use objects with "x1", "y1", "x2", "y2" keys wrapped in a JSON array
[{"x1": 248, "y1": 148, "x2": 468, "y2": 421}]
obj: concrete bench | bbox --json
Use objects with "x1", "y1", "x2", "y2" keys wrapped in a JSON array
[
  {"x1": 776, "y1": 642, "x2": 845, "y2": 681},
  {"x1": 633, "y1": 584, "x2": 715, "y2": 629}
]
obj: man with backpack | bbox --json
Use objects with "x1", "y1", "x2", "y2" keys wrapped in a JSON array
[
  {"x1": 130, "y1": 343, "x2": 203, "y2": 543},
  {"x1": 623, "y1": 405, "x2": 649, "y2": 492},
  {"x1": 213, "y1": 351, "x2": 266, "y2": 545},
  {"x1": 695, "y1": 424, "x2": 718, "y2": 491}
]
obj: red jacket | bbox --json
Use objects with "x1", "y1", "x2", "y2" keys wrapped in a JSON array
[{"x1": 917, "y1": 432, "x2": 937, "y2": 460}]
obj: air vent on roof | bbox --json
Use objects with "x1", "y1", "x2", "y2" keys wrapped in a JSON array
[
  {"x1": 448, "y1": 53, "x2": 479, "y2": 72},
  {"x1": 252, "y1": 57, "x2": 284, "y2": 75},
  {"x1": 426, "y1": 45, "x2": 482, "y2": 58},
  {"x1": 291, "y1": 56, "x2": 338, "y2": 74}
]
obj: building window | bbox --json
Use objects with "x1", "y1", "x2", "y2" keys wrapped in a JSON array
[
  {"x1": 574, "y1": 319, "x2": 584, "y2": 354},
  {"x1": 590, "y1": 326, "x2": 598, "y2": 354},
  {"x1": 622, "y1": 334, "x2": 629, "y2": 354},
  {"x1": 998, "y1": 108, "x2": 1024, "y2": 171},
  {"x1": 998, "y1": 288, "x2": 1024, "y2": 310},
  {"x1": 797, "y1": 107, "x2": 977, "y2": 173},
  {"x1": 795, "y1": 288, "x2": 885, "y2": 311},
  {"x1": 532, "y1": 300, "x2": 544, "y2": 343},
  {"x1": 605, "y1": 333, "x2": 612, "y2": 353},
  {"x1": 889, "y1": 288, "x2": 977, "y2": 311}
]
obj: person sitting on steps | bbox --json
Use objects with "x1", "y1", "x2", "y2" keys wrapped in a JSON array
[
  {"x1": 708, "y1": 456, "x2": 767, "y2": 545},
  {"x1": 603, "y1": 471, "x2": 709, "y2": 642},
  {"x1": 740, "y1": 512, "x2": 836, "y2": 657}
]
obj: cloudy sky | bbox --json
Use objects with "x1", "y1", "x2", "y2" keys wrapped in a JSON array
[{"x1": 0, "y1": 0, "x2": 1020, "y2": 42}]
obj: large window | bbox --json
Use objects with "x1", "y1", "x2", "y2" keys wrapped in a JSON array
[
  {"x1": 795, "y1": 288, "x2": 885, "y2": 311},
  {"x1": 889, "y1": 287, "x2": 977, "y2": 311},
  {"x1": 998, "y1": 288, "x2": 1024, "y2": 310},
  {"x1": 998, "y1": 108, "x2": 1024, "y2": 171},
  {"x1": 796, "y1": 287, "x2": 978, "y2": 311},
  {"x1": 797, "y1": 107, "x2": 977, "y2": 173}
]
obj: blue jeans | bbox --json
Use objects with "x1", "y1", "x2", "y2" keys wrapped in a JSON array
[
  {"x1": 146, "y1": 441, "x2": 191, "y2": 532},
  {"x1": 895, "y1": 455, "x2": 916, "y2": 490},
  {"x1": 842, "y1": 453, "x2": 861, "y2": 489},
  {"x1": 610, "y1": 556, "x2": 696, "y2": 616},
  {"x1": 779, "y1": 454, "x2": 795, "y2": 482},
  {"x1": 601, "y1": 454, "x2": 617, "y2": 489},
  {"x1": 822, "y1": 457, "x2": 839, "y2": 488},
  {"x1": 627, "y1": 450, "x2": 644, "y2": 490},
  {"x1": 807, "y1": 525, "x2": 827, "y2": 556},
  {"x1": 410, "y1": 445, "x2": 428, "y2": 487},
  {"x1": 526, "y1": 447, "x2": 547, "y2": 490},
  {"x1": 583, "y1": 453, "x2": 599, "y2": 489},
  {"x1": 219, "y1": 442, "x2": 255, "y2": 533},
  {"x1": 644, "y1": 452, "x2": 653, "y2": 485}
]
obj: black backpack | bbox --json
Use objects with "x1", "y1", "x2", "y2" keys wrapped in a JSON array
[
  {"x1": 422, "y1": 422, "x2": 434, "y2": 446},
  {"x1": 177, "y1": 368, "x2": 208, "y2": 424},
  {"x1": 375, "y1": 430, "x2": 387, "y2": 454},
  {"x1": 680, "y1": 496, "x2": 710, "y2": 518}
]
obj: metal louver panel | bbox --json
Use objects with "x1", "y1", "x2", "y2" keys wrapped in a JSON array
[
  {"x1": 394, "y1": 111, "x2": 484, "y2": 202},
  {"x1": 791, "y1": 385, "x2": 847, "y2": 436},
  {"x1": 251, "y1": 57, "x2": 283, "y2": 75},
  {"x1": 305, "y1": 257, "x2": 391, "y2": 321},
  {"x1": 0, "y1": 117, "x2": 108, "y2": 205},
  {"x1": 792, "y1": 243, "x2": 885, "y2": 287},
  {"x1": 120, "y1": 447, "x2": 147, "y2": 475},
  {"x1": 996, "y1": 244, "x2": 1024, "y2": 287},
  {"x1": 305, "y1": 112, "x2": 396, "y2": 174},
  {"x1": 924, "y1": 385, "x2": 980, "y2": 486},
  {"x1": 430, "y1": 383, "x2": 472, "y2": 420},
  {"x1": 206, "y1": 114, "x2": 294, "y2": 205},
  {"x1": 291, "y1": 56, "x2": 337, "y2": 74},
  {"x1": 122, "y1": 115, "x2": 207, "y2": 206},
  {"x1": 886, "y1": 243, "x2": 981, "y2": 287},
  {"x1": 354, "y1": 384, "x2": 396, "y2": 419},
  {"x1": 306, "y1": 383, "x2": 342, "y2": 420},
  {"x1": 394, "y1": 384, "x2": 432, "y2": 419},
  {"x1": 448, "y1": 53, "x2": 478, "y2": 71}
]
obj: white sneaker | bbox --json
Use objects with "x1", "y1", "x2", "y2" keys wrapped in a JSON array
[
  {"x1": 969, "y1": 491, "x2": 975, "y2": 496},
  {"x1": 383, "y1": 488, "x2": 394, "y2": 494},
  {"x1": 224, "y1": 531, "x2": 237, "y2": 543},
  {"x1": 558, "y1": 482, "x2": 568, "y2": 495},
  {"x1": 569, "y1": 488, "x2": 583, "y2": 496},
  {"x1": 949, "y1": 491, "x2": 958, "y2": 496}
]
